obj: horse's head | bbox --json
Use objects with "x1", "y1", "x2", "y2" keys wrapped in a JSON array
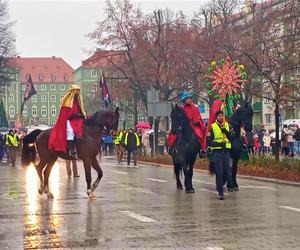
[
  {"x1": 103, "y1": 107, "x2": 119, "y2": 133},
  {"x1": 87, "y1": 107, "x2": 119, "y2": 133},
  {"x1": 233, "y1": 102, "x2": 254, "y2": 132},
  {"x1": 170, "y1": 104, "x2": 187, "y2": 135}
]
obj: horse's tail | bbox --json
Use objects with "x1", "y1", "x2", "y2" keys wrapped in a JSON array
[
  {"x1": 208, "y1": 160, "x2": 215, "y2": 176},
  {"x1": 21, "y1": 129, "x2": 42, "y2": 166}
]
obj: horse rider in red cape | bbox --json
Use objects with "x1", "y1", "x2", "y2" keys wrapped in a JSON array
[
  {"x1": 168, "y1": 91, "x2": 205, "y2": 155},
  {"x1": 48, "y1": 84, "x2": 86, "y2": 158}
]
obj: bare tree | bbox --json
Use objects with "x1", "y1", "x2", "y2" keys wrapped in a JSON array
[
  {"x1": 0, "y1": 0, "x2": 16, "y2": 93},
  {"x1": 232, "y1": 0, "x2": 300, "y2": 160}
]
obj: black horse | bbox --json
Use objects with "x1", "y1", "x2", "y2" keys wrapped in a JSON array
[
  {"x1": 170, "y1": 104, "x2": 201, "y2": 193},
  {"x1": 209, "y1": 102, "x2": 253, "y2": 190},
  {"x1": 21, "y1": 109, "x2": 119, "y2": 199}
]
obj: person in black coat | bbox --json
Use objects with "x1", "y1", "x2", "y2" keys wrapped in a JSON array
[{"x1": 124, "y1": 128, "x2": 141, "y2": 166}]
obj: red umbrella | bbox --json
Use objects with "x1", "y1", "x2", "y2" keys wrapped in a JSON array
[{"x1": 136, "y1": 122, "x2": 152, "y2": 129}]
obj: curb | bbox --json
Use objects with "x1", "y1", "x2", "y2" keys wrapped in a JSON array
[
  {"x1": 137, "y1": 160, "x2": 300, "y2": 187},
  {"x1": 105, "y1": 157, "x2": 300, "y2": 187}
]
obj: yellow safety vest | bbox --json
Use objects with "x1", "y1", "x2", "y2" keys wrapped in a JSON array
[
  {"x1": 114, "y1": 131, "x2": 123, "y2": 145},
  {"x1": 6, "y1": 134, "x2": 19, "y2": 147},
  {"x1": 124, "y1": 132, "x2": 140, "y2": 147},
  {"x1": 211, "y1": 122, "x2": 231, "y2": 150}
]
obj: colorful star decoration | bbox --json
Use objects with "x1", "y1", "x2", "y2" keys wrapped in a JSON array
[{"x1": 206, "y1": 57, "x2": 248, "y2": 101}]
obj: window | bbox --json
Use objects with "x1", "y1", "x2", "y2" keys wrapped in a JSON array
[
  {"x1": 32, "y1": 106, "x2": 37, "y2": 117},
  {"x1": 137, "y1": 100, "x2": 143, "y2": 108},
  {"x1": 265, "y1": 92, "x2": 271, "y2": 103},
  {"x1": 22, "y1": 84, "x2": 26, "y2": 91},
  {"x1": 91, "y1": 70, "x2": 97, "y2": 77},
  {"x1": 41, "y1": 106, "x2": 47, "y2": 117},
  {"x1": 60, "y1": 95, "x2": 64, "y2": 101},
  {"x1": 51, "y1": 95, "x2": 56, "y2": 102},
  {"x1": 60, "y1": 85, "x2": 65, "y2": 91},
  {"x1": 50, "y1": 120, "x2": 55, "y2": 126},
  {"x1": 31, "y1": 95, "x2": 37, "y2": 102},
  {"x1": 9, "y1": 106, "x2": 15, "y2": 118},
  {"x1": 51, "y1": 74, "x2": 56, "y2": 81},
  {"x1": 50, "y1": 84, "x2": 56, "y2": 91},
  {"x1": 41, "y1": 95, "x2": 47, "y2": 102},
  {"x1": 127, "y1": 114, "x2": 133, "y2": 123},
  {"x1": 9, "y1": 85, "x2": 14, "y2": 91},
  {"x1": 22, "y1": 105, "x2": 28, "y2": 117},
  {"x1": 41, "y1": 84, "x2": 46, "y2": 91},
  {"x1": 91, "y1": 83, "x2": 97, "y2": 92},
  {"x1": 39, "y1": 74, "x2": 44, "y2": 81},
  {"x1": 8, "y1": 95, "x2": 14, "y2": 102},
  {"x1": 265, "y1": 114, "x2": 272, "y2": 124},
  {"x1": 64, "y1": 74, "x2": 68, "y2": 82},
  {"x1": 138, "y1": 114, "x2": 144, "y2": 122},
  {"x1": 51, "y1": 106, "x2": 56, "y2": 116}
]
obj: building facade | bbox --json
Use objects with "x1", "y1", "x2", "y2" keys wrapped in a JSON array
[{"x1": 3, "y1": 56, "x2": 74, "y2": 127}]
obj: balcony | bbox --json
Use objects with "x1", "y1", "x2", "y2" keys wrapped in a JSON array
[{"x1": 253, "y1": 102, "x2": 262, "y2": 112}]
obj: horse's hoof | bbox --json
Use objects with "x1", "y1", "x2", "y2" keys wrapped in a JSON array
[
  {"x1": 234, "y1": 187, "x2": 239, "y2": 191},
  {"x1": 87, "y1": 189, "x2": 96, "y2": 199},
  {"x1": 38, "y1": 188, "x2": 44, "y2": 195},
  {"x1": 177, "y1": 185, "x2": 183, "y2": 190},
  {"x1": 47, "y1": 193, "x2": 54, "y2": 199},
  {"x1": 186, "y1": 189, "x2": 195, "y2": 194}
]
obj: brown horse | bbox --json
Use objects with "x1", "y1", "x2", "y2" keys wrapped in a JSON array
[{"x1": 21, "y1": 108, "x2": 119, "y2": 199}]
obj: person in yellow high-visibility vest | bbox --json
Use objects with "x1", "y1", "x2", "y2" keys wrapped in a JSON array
[
  {"x1": 207, "y1": 110, "x2": 234, "y2": 200},
  {"x1": 124, "y1": 128, "x2": 140, "y2": 167},
  {"x1": 114, "y1": 129, "x2": 125, "y2": 164},
  {"x1": 6, "y1": 130, "x2": 19, "y2": 167}
]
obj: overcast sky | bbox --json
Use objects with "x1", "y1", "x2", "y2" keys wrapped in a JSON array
[{"x1": 8, "y1": 0, "x2": 209, "y2": 69}]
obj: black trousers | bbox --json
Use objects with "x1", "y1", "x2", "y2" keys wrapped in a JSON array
[{"x1": 127, "y1": 149, "x2": 137, "y2": 165}]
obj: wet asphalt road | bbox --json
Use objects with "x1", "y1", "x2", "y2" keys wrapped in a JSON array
[{"x1": 0, "y1": 157, "x2": 300, "y2": 249}]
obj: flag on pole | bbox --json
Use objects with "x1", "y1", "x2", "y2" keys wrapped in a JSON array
[
  {"x1": 99, "y1": 70, "x2": 111, "y2": 108},
  {"x1": 21, "y1": 74, "x2": 37, "y2": 114}
]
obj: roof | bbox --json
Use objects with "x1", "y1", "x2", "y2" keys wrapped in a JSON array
[
  {"x1": 8, "y1": 56, "x2": 74, "y2": 83},
  {"x1": 80, "y1": 50, "x2": 123, "y2": 69}
]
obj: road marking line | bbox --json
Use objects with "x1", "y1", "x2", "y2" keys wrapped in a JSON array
[
  {"x1": 194, "y1": 181, "x2": 278, "y2": 191},
  {"x1": 120, "y1": 210, "x2": 157, "y2": 222},
  {"x1": 112, "y1": 170, "x2": 128, "y2": 175},
  {"x1": 205, "y1": 247, "x2": 224, "y2": 250},
  {"x1": 279, "y1": 206, "x2": 300, "y2": 213},
  {"x1": 119, "y1": 184, "x2": 154, "y2": 194},
  {"x1": 147, "y1": 178, "x2": 167, "y2": 183},
  {"x1": 240, "y1": 185, "x2": 278, "y2": 191},
  {"x1": 194, "y1": 180, "x2": 213, "y2": 185},
  {"x1": 198, "y1": 188, "x2": 218, "y2": 194}
]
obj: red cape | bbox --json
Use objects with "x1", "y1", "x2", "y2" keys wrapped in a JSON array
[
  {"x1": 168, "y1": 103, "x2": 205, "y2": 148},
  {"x1": 48, "y1": 99, "x2": 84, "y2": 153}
]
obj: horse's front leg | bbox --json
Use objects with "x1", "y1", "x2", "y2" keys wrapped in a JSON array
[
  {"x1": 84, "y1": 160, "x2": 95, "y2": 199},
  {"x1": 185, "y1": 159, "x2": 196, "y2": 194}
]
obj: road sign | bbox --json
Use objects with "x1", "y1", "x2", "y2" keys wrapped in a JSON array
[
  {"x1": 147, "y1": 89, "x2": 159, "y2": 103},
  {"x1": 148, "y1": 101, "x2": 171, "y2": 117}
]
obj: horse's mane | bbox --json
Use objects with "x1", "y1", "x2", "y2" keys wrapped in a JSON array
[
  {"x1": 85, "y1": 109, "x2": 115, "y2": 126},
  {"x1": 172, "y1": 106, "x2": 193, "y2": 132}
]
